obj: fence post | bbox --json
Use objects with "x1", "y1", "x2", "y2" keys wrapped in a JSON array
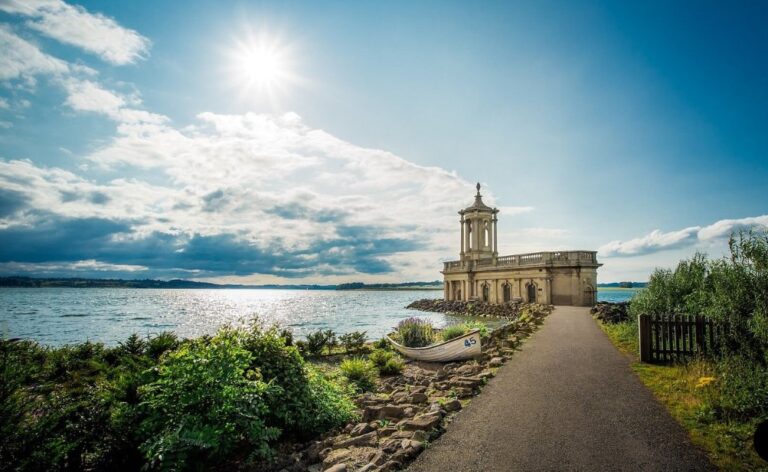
[
  {"x1": 639, "y1": 314, "x2": 651, "y2": 363},
  {"x1": 695, "y1": 315, "x2": 705, "y2": 355}
]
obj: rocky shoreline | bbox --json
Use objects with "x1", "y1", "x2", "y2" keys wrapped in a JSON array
[
  {"x1": 272, "y1": 303, "x2": 554, "y2": 472},
  {"x1": 406, "y1": 298, "x2": 533, "y2": 318},
  {"x1": 590, "y1": 301, "x2": 630, "y2": 324}
]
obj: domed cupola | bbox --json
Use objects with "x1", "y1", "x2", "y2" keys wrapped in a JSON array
[{"x1": 458, "y1": 183, "x2": 498, "y2": 261}]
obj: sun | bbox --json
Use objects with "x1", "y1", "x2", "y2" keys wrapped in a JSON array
[
  {"x1": 228, "y1": 32, "x2": 297, "y2": 97},
  {"x1": 238, "y1": 45, "x2": 285, "y2": 87}
]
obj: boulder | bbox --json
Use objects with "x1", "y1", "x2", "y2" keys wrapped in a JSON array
[
  {"x1": 443, "y1": 399, "x2": 462, "y2": 412},
  {"x1": 321, "y1": 448, "x2": 350, "y2": 469},
  {"x1": 334, "y1": 431, "x2": 377, "y2": 448},
  {"x1": 401, "y1": 414, "x2": 441, "y2": 431},
  {"x1": 350, "y1": 422, "x2": 373, "y2": 437},
  {"x1": 323, "y1": 464, "x2": 347, "y2": 472}
]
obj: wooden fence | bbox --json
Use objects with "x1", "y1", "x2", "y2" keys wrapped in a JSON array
[{"x1": 638, "y1": 314, "x2": 726, "y2": 363}]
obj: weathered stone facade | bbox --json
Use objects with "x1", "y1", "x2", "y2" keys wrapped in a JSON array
[{"x1": 441, "y1": 184, "x2": 602, "y2": 307}]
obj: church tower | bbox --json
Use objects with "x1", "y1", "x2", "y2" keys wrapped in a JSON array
[{"x1": 459, "y1": 183, "x2": 498, "y2": 262}]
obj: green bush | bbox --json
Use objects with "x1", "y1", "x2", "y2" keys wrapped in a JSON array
[
  {"x1": 339, "y1": 331, "x2": 367, "y2": 353},
  {"x1": 339, "y1": 358, "x2": 377, "y2": 392},
  {"x1": 378, "y1": 358, "x2": 404, "y2": 376},
  {"x1": 626, "y1": 229, "x2": 768, "y2": 423},
  {"x1": 0, "y1": 323, "x2": 357, "y2": 472},
  {"x1": 395, "y1": 317, "x2": 435, "y2": 348},
  {"x1": 305, "y1": 330, "x2": 327, "y2": 357},
  {"x1": 139, "y1": 329, "x2": 279, "y2": 469},
  {"x1": 463, "y1": 321, "x2": 489, "y2": 339},
  {"x1": 372, "y1": 337, "x2": 390, "y2": 350},
  {"x1": 368, "y1": 348, "x2": 394, "y2": 368},
  {"x1": 440, "y1": 325, "x2": 467, "y2": 341}
]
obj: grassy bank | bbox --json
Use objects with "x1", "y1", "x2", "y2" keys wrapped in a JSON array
[
  {"x1": 594, "y1": 229, "x2": 768, "y2": 471},
  {"x1": 598, "y1": 320, "x2": 766, "y2": 470}
]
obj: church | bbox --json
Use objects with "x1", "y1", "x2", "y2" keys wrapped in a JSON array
[{"x1": 441, "y1": 184, "x2": 601, "y2": 306}]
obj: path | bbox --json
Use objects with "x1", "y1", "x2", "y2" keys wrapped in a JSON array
[{"x1": 408, "y1": 306, "x2": 714, "y2": 471}]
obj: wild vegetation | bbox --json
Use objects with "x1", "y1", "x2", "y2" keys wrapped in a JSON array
[
  {"x1": 0, "y1": 323, "x2": 356, "y2": 471},
  {"x1": 596, "y1": 230, "x2": 768, "y2": 469}
]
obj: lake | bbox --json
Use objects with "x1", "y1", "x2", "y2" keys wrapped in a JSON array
[{"x1": 0, "y1": 288, "x2": 635, "y2": 346}]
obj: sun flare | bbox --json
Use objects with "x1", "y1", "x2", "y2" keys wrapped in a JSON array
[{"x1": 229, "y1": 33, "x2": 296, "y2": 97}]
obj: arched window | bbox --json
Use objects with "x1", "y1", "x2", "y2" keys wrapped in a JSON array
[
  {"x1": 484, "y1": 221, "x2": 489, "y2": 247},
  {"x1": 482, "y1": 283, "x2": 490, "y2": 302},
  {"x1": 503, "y1": 283, "x2": 511, "y2": 303},
  {"x1": 527, "y1": 282, "x2": 537, "y2": 303}
]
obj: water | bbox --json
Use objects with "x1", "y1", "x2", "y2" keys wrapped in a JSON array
[
  {"x1": 597, "y1": 289, "x2": 637, "y2": 303},
  {"x1": 0, "y1": 287, "x2": 635, "y2": 346}
]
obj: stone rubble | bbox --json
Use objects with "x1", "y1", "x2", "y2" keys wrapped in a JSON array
[{"x1": 274, "y1": 303, "x2": 553, "y2": 472}]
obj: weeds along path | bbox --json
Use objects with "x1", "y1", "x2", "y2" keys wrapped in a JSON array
[{"x1": 407, "y1": 306, "x2": 715, "y2": 472}]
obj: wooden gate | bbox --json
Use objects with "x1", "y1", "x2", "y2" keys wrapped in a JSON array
[{"x1": 638, "y1": 314, "x2": 725, "y2": 363}]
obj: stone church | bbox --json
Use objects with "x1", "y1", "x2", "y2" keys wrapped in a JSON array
[{"x1": 441, "y1": 184, "x2": 601, "y2": 306}]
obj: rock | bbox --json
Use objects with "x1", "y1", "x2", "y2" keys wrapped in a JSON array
[
  {"x1": 380, "y1": 405, "x2": 406, "y2": 420},
  {"x1": 489, "y1": 357, "x2": 504, "y2": 367},
  {"x1": 381, "y1": 438, "x2": 401, "y2": 453},
  {"x1": 453, "y1": 387, "x2": 474, "y2": 398},
  {"x1": 350, "y1": 422, "x2": 373, "y2": 437},
  {"x1": 407, "y1": 392, "x2": 428, "y2": 404},
  {"x1": 334, "y1": 431, "x2": 378, "y2": 448},
  {"x1": 322, "y1": 448, "x2": 350, "y2": 468},
  {"x1": 306, "y1": 441, "x2": 324, "y2": 463},
  {"x1": 378, "y1": 426, "x2": 397, "y2": 437},
  {"x1": 456, "y1": 364, "x2": 481, "y2": 376},
  {"x1": 378, "y1": 460, "x2": 402, "y2": 472},
  {"x1": 362, "y1": 406, "x2": 382, "y2": 422},
  {"x1": 401, "y1": 414, "x2": 441, "y2": 431},
  {"x1": 443, "y1": 399, "x2": 462, "y2": 412},
  {"x1": 323, "y1": 464, "x2": 347, "y2": 472},
  {"x1": 411, "y1": 430, "x2": 429, "y2": 442}
]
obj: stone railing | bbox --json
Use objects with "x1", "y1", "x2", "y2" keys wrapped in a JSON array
[{"x1": 443, "y1": 251, "x2": 598, "y2": 272}]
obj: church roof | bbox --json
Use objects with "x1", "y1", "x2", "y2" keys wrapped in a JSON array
[{"x1": 462, "y1": 183, "x2": 496, "y2": 213}]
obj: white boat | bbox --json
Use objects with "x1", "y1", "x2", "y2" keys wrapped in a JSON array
[{"x1": 386, "y1": 329, "x2": 482, "y2": 362}]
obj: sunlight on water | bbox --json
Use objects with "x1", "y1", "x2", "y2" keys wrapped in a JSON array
[
  {"x1": 0, "y1": 288, "x2": 634, "y2": 346},
  {"x1": 0, "y1": 288, "x2": 493, "y2": 346}
]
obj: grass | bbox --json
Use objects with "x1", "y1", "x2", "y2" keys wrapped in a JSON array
[{"x1": 597, "y1": 319, "x2": 767, "y2": 471}]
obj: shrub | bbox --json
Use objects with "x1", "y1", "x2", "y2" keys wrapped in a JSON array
[
  {"x1": 139, "y1": 330, "x2": 279, "y2": 469},
  {"x1": 464, "y1": 321, "x2": 489, "y2": 339},
  {"x1": 339, "y1": 358, "x2": 377, "y2": 392},
  {"x1": 379, "y1": 358, "x2": 404, "y2": 376},
  {"x1": 368, "y1": 348, "x2": 394, "y2": 368},
  {"x1": 372, "y1": 337, "x2": 390, "y2": 350},
  {"x1": 339, "y1": 331, "x2": 367, "y2": 353},
  {"x1": 323, "y1": 329, "x2": 338, "y2": 355},
  {"x1": 395, "y1": 318, "x2": 436, "y2": 348},
  {"x1": 305, "y1": 330, "x2": 327, "y2": 357},
  {"x1": 146, "y1": 332, "x2": 180, "y2": 359},
  {"x1": 440, "y1": 324, "x2": 468, "y2": 341}
]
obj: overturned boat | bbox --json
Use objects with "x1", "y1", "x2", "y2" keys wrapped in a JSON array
[{"x1": 386, "y1": 329, "x2": 482, "y2": 362}]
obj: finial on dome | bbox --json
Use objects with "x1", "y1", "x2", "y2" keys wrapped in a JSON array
[{"x1": 476, "y1": 182, "x2": 481, "y2": 196}]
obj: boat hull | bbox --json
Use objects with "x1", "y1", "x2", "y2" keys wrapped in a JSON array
[{"x1": 386, "y1": 329, "x2": 482, "y2": 362}]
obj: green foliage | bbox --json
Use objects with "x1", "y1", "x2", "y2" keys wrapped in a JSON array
[
  {"x1": 625, "y1": 229, "x2": 768, "y2": 423},
  {"x1": 139, "y1": 329, "x2": 279, "y2": 470},
  {"x1": 395, "y1": 317, "x2": 435, "y2": 348},
  {"x1": 463, "y1": 321, "x2": 489, "y2": 339},
  {"x1": 339, "y1": 358, "x2": 377, "y2": 392},
  {"x1": 372, "y1": 337, "x2": 390, "y2": 350},
  {"x1": 379, "y1": 358, "x2": 404, "y2": 376},
  {"x1": 323, "y1": 329, "x2": 338, "y2": 355},
  {"x1": 339, "y1": 331, "x2": 367, "y2": 353},
  {"x1": 305, "y1": 330, "x2": 327, "y2": 357},
  {"x1": 440, "y1": 324, "x2": 468, "y2": 341},
  {"x1": 368, "y1": 348, "x2": 394, "y2": 368},
  {"x1": 0, "y1": 324, "x2": 356, "y2": 471}
]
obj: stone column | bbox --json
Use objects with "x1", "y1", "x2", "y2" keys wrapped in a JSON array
[
  {"x1": 492, "y1": 214, "x2": 498, "y2": 256},
  {"x1": 460, "y1": 215, "x2": 464, "y2": 257}
]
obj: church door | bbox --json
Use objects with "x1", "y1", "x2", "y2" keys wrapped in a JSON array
[{"x1": 527, "y1": 283, "x2": 537, "y2": 303}]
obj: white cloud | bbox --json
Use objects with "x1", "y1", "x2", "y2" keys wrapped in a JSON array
[
  {"x1": 0, "y1": 0, "x2": 150, "y2": 65},
  {"x1": 62, "y1": 78, "x2": 168, "y2": 124},
  {"x1": 698, "y1": 215, "x2": 768, "y2": 241},
  {"x1": 599, "y1": 227, "x2": 701, "y2": 257},
  {"x1": 599, "y1": 215, "x2": 768, "y2": 258},
  {"x1": 0, "y1": 25, "x2": 69, "y2": 81}
]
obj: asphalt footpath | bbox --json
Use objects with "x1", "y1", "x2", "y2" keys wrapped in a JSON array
[{"x1": 407, "y1": 305, "x2": 715, "y2": 472}]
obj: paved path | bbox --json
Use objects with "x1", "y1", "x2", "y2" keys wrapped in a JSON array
[{"x1": 408, "y1": 306, "x2": 714, "y2": 472}]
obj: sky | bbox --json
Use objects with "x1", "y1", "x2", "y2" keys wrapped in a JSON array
[{"x1": 0, "y1": 0, "x2": 766, "y2": 284}]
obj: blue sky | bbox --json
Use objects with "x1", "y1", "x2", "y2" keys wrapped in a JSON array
[{"x1": 0, "y1": 0, "x2": 766, "y2": 283}]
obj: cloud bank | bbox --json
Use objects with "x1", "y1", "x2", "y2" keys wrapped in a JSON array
[{"x1": 599, "y1": 216, "x2": 768, "y2": 257}]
